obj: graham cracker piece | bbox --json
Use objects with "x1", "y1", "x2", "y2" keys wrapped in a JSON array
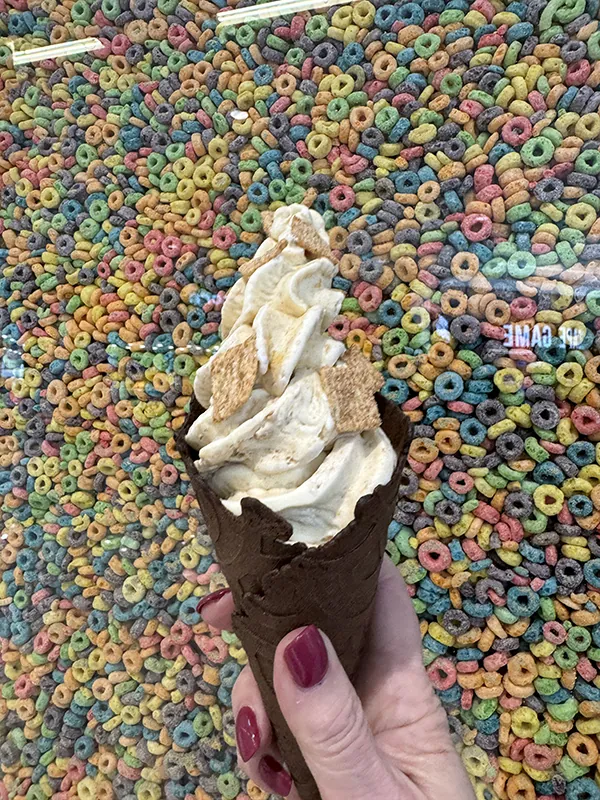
[
  {"x1": 320, "y1": 347, "x2": 384, "y2": 433},
  {"x1": 211, "y1": 333, "x2": 258, "y2": 422},
  {"x1": 262, "y1": 211, "x2": 274, "y2": 236},
  {"x1": 239, "y1": 239, "x2": 287, "y2": 278},
  {"x1": 291, "y1": 216, "x2": 335, "y2": 262}
]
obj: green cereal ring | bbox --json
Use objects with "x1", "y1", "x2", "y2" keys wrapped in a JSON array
[
  {"x1": 507, "y1": 251, "x2": 536, "y2": 278},
  {"x1": 375, "y1": 106, "x2": 400, "y2": 133},
  {"x1": 289, "y1": 158, "x2": 312, "y2": 184},
  {"x1": 553, "y1": 646, "x2": 579, "y2": 669},
  {"x1": 558, "y1": 754, "x2": 590, "y2": 781},
  {"x1": 327, "y1": 97, "x2": 350, "y2": 121},
  {"x1": 240, "y1": 208, "x2": 262, "y2": 232},
  {"x1": 567, "y1": 626, "x2": 592, "y2": 652},
  {"x1": 286, "y1": 47, "x2": 305, "y2": 67},
  {"x1": 217, "y1": 773, "x2": 241, "y2": 800},
  {"x1": 547, "y1": 696, "x2": 579, "y2": 721},
  {"x1": 305, "y1": 14, "x2": 328, "y2": 40},
  {"x1": 414, "y1": 33, "x2": 441, "y2": 58},
  {"x1": 236, "y1": 24, "x2": 255, "y2": 45},
  {"x1": 576, "y1": 149, "x2": 600, "y2": 175},
  {"x1": 521, "y1": 136, "x2": 555, "y2": 166},
  {"x1": 588, "y1": 30, "x2": 600, "y2": 59}
]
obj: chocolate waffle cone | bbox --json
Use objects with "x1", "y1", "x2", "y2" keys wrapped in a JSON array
[{"x1": 177, "y1": 395, "x2": 411, "y2": 800}]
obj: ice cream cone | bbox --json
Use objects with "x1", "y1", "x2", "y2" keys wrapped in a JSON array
[{"x1": 177, "y1": 395, "x2": 411, "y2": 800}]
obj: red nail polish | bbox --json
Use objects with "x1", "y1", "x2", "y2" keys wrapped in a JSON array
[
  {"x1": 236, "y1": 706, "x2": 260, "y2": 762},
  {"x1": 284, "y1": 625, "x2": 328, "y2": 689},
  {"x1": 197, "y1": 588, "x2": 230, "y2": 613},
  {"x1": 258, "y1": 755, "x2": 292, "y2": 797}
]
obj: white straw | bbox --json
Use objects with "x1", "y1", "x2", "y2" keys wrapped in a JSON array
[
  {"x1": 217, "y1": 0, "x2": 356, "y2": 25},
  {"x1": 10, "y1": 37, "x2": 103, "y2": 65}
]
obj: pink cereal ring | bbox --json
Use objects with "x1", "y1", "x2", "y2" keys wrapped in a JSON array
[
  {"x1": 328, "y1": 316, "x2": 350, "y2": 341},
  {"x1": 461, "y1": 213, "x2": 493, "y2": 242},
  {"x1": 572, "y1": 405, "x2": 600, "y2": 434},
  {"x1": 14, "y1": 674, "x2": 35, "y2": 698},
  {"x1": 160, "y1": 637, "x2": 181, "y2": 659},
  {"x1": 477, "y1": 184, "x2": 503, "y2": 203},
  {"x1": 474, "y1": 164, "x2": 494, "y2": 192},
  {"x1": 153, "y1": 255, "x2": 174, "y2": 277},
  {"x1": 423, "y1": 458, "x2": 443, "y2": 481},
  {"x1": 462, "y1": 540, "x2": 486, "y2": 561},
  {"x1": 456, "y1": 660, "x2": 479, "y2": 674},
  {"x1": 473, "y1": 502, "x2": 500, "y2": 524},
  {"x1": 577, "y1": 657, "x2": 597, "y2": 682},
  {"x1": 144, "y1": 230, "x2": 164, "y2": 252},
  {"x1": 501, "y1": 116, "x2": 532, "y2": 146},
  {"x1": 329, "y1": 184, "x2": 355, "y2": 211},
  {"x1": 212, "y1": 226, "x2": 236, "y2": 249},
  {"x1": 510, "y1": 738, "x2": 529, "y2": 761},
  {"x1": 523, "y1": 744, "x2": 554, "y2": 771},
  {"x1": 417, "y1": 270, "x2": 439, "y2": 289},
  {"x1": 123, "y1": 260, "x2": 144, "y2": 281},
  {"x1": 418, "y1": 539, "x2": 452, "y2": 572},
  {"x1": 447, "y1": 401, "x2": 473, "y2": 414},
  {"x1": 448, "y1": 472, "x2": 473, "y2": 494},
  {"x1": 357, "y1": 285, "x2": 382, "y2": 312},
  {"x1": 542, "y1": 621, "x2": 567, "y2": 644},
  {"x1": 160, "y1": 464, "x2": 179, "y2": 485},
  {"x1": 111, "y1": 34, "x2": 130, "y2": 54},
  {"x1": 161, "y1": 236, "x2": 182, "y2": 258},
  {"x1": 500, "y1": 695, "x2": 522, "y2": 711},
  {"x1": 427, "y1": 657, "x2": 457, "y2": 690},
  {"x1": 510, "y1": 296, "x2": 536, "y2": 320},
  {"x1": 170, "y1": 621, "x2": 193, "y2": 645},
  {"x1": 566, "y1": 59, "x2": 591, "y2": 85},
  {"x1": 484, "y1": 652, "x2": 508, "y2": 671}
]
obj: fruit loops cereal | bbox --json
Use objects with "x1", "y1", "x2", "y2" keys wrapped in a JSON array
[{"x1": 1, "y1": 0, "x2": 600, "y2": 796}]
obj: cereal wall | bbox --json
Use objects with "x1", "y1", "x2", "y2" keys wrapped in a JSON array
[{"x1": 1, "y1": 0, "x2": 600, "y2": 798}]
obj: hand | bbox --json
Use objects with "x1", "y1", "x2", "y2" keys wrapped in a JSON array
[{"x1": 199, "y1": 557, "x2": 475, "y2": 800}]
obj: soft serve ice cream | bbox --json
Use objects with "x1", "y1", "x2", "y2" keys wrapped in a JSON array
[{"x1": 185, "y1": 205, "x2": 397, "y2": 547}]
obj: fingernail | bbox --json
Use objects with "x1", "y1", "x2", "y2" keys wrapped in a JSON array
[
  {"x1": 236, "y1": 706, "x2": 260, "y2": 762},
  {"x1": 284, "y1": 625, "x2": 328, "y2": 689},
  {"x1": 197, "y1": 588, "x2": 230, "y2": 614},
  {"x1": 258, "y1": 755, "x2": 292, "y2": 797}
]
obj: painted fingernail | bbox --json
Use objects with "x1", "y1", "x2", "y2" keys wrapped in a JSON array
[
  {"x1": 196, "y1": 588, "x2": 231, "y2": 613},
  {"x1": 236, "y1": 706, "x2": 260, "y2": 762},
  {"x1": 284, "y1": 625, "x2": 328, "y2": 689},
  {"x1": 258, "y1": 755, "x2": 292, "y2": 797}
]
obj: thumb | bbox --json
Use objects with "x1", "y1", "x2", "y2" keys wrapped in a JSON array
[{"x1": 273, "y1": 626, "x2": 397, "y2": 800}]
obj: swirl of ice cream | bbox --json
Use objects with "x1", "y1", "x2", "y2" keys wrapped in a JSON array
[{"x1": 185, "y1": 205, "x2": 397, "y2": 546}]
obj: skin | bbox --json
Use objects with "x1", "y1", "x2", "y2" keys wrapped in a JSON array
[{"x1": 202, "y1": 556, "x2": 476, "y2": 800}]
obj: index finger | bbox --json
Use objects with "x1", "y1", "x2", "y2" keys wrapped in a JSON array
[{"x1": 197, "y1": 588, "x2": 235, "y2": 631}]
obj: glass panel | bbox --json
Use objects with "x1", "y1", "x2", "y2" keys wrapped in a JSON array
[{"x1": 1, "y1": 0, "x2": 600, "y2": 798}]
